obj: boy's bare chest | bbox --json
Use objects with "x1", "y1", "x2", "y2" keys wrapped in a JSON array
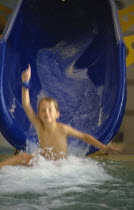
[{"x1": 37, "y1": 127, "x2": 67, "y2": 150}]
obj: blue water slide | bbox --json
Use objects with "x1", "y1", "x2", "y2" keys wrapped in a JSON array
[{"x1": 0, "y1": 0, "x2": 126, "y2": 155}]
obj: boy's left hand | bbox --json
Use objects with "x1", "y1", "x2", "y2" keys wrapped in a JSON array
[{"x1": 105, "y1": 145, "x2": 122, "y2": 155}]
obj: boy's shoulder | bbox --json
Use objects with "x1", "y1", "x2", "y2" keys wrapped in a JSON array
[{"x1": 57, "y1": 122, "x2": 72, "y2": 133}]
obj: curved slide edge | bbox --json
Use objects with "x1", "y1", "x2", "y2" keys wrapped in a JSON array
[{"x1": 0, "y1": 0, "x2": 126, "y2": 155}]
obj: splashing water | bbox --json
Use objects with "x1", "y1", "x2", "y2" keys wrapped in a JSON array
[
  {"x1": 0, "y1": 149, "x2": 114, "y2": 210},
  {"x1": 0, "y1": 148, "x2": 134, "y2": 210},
  {"x1": 0, "y1": 156, "x2": 111, "y2": 194}
]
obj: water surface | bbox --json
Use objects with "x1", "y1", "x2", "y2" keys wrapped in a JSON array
[{"x1": 0, "y1": 148, "x2": 134, "y2": 210}]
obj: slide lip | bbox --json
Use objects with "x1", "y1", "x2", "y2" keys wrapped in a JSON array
[
  {"x1": 96, "y1": 41, "x2": 126, "y2": 136},
  {"x1": 88, "y1": 41, "x2": 126, "y2": 155},
  {"x1": 109, "y1": 0, "x2": 124, "y2": 42},
  {"x1": 0, "y1": 0, "x2": 23, "y2": 42}
]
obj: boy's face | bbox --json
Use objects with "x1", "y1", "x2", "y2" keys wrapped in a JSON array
[{"x1": 38, "y1": 100, "x2": 60, "y2": 125}]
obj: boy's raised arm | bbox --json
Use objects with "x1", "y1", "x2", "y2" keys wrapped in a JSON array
[{"x1": 21, "y1": 65, "x2": 40, "y2": 128}]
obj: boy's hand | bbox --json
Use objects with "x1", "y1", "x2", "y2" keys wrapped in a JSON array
[
  {"x1": 105, "y1": 145, "x2": 122, "y2": 155},
  {"x1": 21, "y1": 64, "x2": 31, "y2": 82}
]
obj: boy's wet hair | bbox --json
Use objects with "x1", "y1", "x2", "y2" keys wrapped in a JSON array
[{"x1": 38, "y1": 97, "x2": 59, "y2": 113}]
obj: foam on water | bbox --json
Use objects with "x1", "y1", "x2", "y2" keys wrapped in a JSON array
[
  {"x1": 0, "y1": 154, "x2": 112, "y2": 196},
  {"x1": 3, "y1": 148, "x2": 134, "y2": 210},
  {"x1": 1, "y1": 155, "x2": 134, "y2": 210}
]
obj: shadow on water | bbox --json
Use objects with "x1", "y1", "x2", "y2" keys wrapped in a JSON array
[{"x1": 0, "y1": 147, "x2": 14, "y2": 161}]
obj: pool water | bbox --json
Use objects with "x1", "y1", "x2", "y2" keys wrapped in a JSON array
[{"x1": 0, "y1": 148, "x2": 134, "y2": 210}]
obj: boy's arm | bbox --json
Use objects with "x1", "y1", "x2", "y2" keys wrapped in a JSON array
[
  {"x1": 65, "y1": 125, "x2": 120, "y2": 154},
  {"x1": 22, "y1": 65, "x2": 41, "y2": 129}
]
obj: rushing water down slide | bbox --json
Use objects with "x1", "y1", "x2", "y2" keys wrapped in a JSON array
[{"x1": 0, "y1": 0, "x2": 126, "y2": 155}]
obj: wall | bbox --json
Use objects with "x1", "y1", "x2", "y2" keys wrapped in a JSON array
[{"x1": 112, "y1": 0, "x2": 134, "y2": 154}]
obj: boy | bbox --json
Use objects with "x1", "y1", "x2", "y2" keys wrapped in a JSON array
[{"x1": 0, "y1": 65, "x2": 119, "y2": 168}]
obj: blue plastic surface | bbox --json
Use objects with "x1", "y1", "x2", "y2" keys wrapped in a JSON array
[{"x1": 0, "y1": 0, "x2": 126, "y2": 155}]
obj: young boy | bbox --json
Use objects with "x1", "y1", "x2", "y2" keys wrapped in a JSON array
[{"x1": 0, "y1": 65, "x2": 119, "y2": 168}]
